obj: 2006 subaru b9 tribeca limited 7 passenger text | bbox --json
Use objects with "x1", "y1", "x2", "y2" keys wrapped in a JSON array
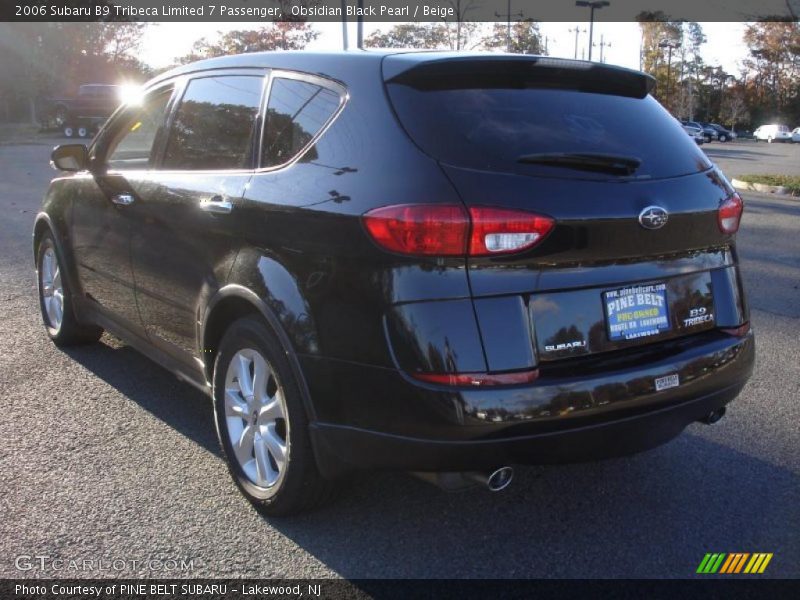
[{"x1": 35, "y1": 52, "x2": 754, "y2": 515}]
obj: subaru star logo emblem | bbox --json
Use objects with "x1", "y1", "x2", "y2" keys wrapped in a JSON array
[{"x1": 639, "y1": 206, "x2": 669, "y2": 230}]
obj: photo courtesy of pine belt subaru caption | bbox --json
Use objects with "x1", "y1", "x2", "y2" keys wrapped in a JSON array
[{"x1": 35, "y1": 51, "x2": 754, "y2": 516}]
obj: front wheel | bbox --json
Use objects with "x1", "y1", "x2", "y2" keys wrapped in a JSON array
[
  {"x1": 719, "y1": 134, "x2": 727, "y2": 142},
  {"x1": 36, "y1": 232, "x2": 102, "y2": 346},
  {"x1": 212, "y1": 316, "x2": 336, "y2": 516}
]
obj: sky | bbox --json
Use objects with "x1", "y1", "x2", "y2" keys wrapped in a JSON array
[{"x1": 140, "y1": 21, "x2": 750, "y2": 75}]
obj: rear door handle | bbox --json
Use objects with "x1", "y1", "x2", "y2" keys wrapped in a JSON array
[
  {"x1": 200, "y1": 196, "x2": 233, "y2": 214},
  {"x1": 111, "y1": 193, "x2": 135, "y2": 206}
]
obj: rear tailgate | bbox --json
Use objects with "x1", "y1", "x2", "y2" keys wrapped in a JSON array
[{"x1": 384, "y1": 54, "x2": 745, "y2": 362}]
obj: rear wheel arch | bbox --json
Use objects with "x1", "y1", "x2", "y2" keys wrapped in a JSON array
[{"x1": 201, "y1": 286, "x2": 317, "y2": 422}]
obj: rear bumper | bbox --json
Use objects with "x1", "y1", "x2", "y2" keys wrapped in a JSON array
[
  {"x1": 311, "y1": 379, "x2": 744, "y2": 473},
  {"x1": 306, "y1": 331, "x2": 754, "y2": 476}
]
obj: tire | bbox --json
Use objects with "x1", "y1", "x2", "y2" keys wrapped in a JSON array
[
  {"x1": 36, "y1": 232, "x2": 103, "y2": 346},
  {"x1": 719, "y1": 134, "x2": 727, "y2": 142},
  {"x1": 212, "y1": 316, "x2": 336, "y2": 516},
  {"x1": 63, "y1": 126, "x2": 74, "y2": 138},
  {"x1": 704, "y1": 135, "x2": 711, "y2": 143}
]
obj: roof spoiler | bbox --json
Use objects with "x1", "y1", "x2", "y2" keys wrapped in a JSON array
[{"x1": 384, "y1": 55, "x2": 655, "y2": 99}]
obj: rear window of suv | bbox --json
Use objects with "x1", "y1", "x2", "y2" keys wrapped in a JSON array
[{"x1": 385, "y1": 60, "x2": 711, "y2": 180}]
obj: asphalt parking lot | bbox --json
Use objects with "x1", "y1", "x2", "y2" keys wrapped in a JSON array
[
  {"x1": 0, "y1": 138, "x2": 798, "y2": 579},
  {"x1": 704, "y1": 138, "x2": 800, "y2": 178}
]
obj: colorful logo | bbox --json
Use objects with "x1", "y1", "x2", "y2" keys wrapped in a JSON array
[{"x1": 697, "y1": 553, "x2": 773, "y2": 574}]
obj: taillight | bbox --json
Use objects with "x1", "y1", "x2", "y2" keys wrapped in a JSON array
[
  {"x1": 718, "y1": 193, "x2": 743, "y2": 234},
  {"x1": 468, "y1": 207, "x2": 555, "y2": 256},
  {"x1": 363, "y1": 204, "x2": 554, "y2": 257},
  {"x1": 411, "y1": 369, "x2": 539, "y2": 387},
  {"x1": 362, "y1": 204, "x2": 468, "y2": 256}
]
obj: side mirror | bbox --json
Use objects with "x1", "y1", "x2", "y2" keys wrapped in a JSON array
[{"x1": 51, "y1": 144, "x2": 88, "y2": 172}]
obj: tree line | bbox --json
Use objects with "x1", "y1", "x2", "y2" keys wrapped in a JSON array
[
  {"x1": 0, "y1": 22, "x2": 150, "y2": 122},
  {"x1": 639, "y1": 19, "x2": 800, "y2": 130},
  {"x1": 1, "y1": 19, "x2": 797, "y2": 131}
]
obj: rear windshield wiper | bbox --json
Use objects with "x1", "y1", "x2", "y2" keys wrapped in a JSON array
[{"x1": 517, "y1": 152, "x2": 642, "y2": 176}]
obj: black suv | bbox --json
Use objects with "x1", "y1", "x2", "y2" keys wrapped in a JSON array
[
  {"x1": 703, "y1": 123, "x2": 736, "y2": 142},
  {"x1": 35, "y1": 52, "x2": 754, "y2": 515}
]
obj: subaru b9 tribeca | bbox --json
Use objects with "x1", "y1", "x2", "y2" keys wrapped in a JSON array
[{"x1": 35, "y1": 52, "x2": 754, "y2": 515}]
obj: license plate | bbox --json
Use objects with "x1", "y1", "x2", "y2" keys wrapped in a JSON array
[
  {"x1": 604, "y1": 282, "x2": 671, "y2": 341},
  {"x1": 655, "y1": 373, "x2": 680, "y2": 391}
]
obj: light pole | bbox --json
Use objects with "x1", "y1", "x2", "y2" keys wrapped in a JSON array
[
  {"x1": 594, "y1": 34, "x2": 611, "y2": 63},
  {"x1": 568, "y1": 26, "x2": 586, "y2": 59},
  {"x1": 658, "y1": 38, "x2": 681, "y2": 108},
  {"x1": 717, "y1": 71, "x2": 734, "y2": 121},
  {"x1": 575, "y1": 1, "x2": 609, "y2": 61},
  {"x1": 494, "y1": 0, "x2": 523, "y2": 52},
  {"x1": 356, "y1": 0, "x2": 364, "y2": 49},
  {"x1": 340, "y1": 0, "x2": 348, "y2": 50}
]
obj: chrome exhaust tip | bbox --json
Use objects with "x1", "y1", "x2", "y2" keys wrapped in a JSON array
[
  {"x1": 486, "y1": 466, "x2": 514, "y2": 492},
  {"x1": 411, "y1": 466, "x2": 515, "y2": 492},
  {"x1": 699, "y1": 407, "x2": 726, "y2": 425},
  {"x1": 466, "y1": 466, "x2": 514, "y2": 492}
]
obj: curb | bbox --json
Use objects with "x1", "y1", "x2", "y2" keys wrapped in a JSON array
[{"x1": 731, "y1": 178, "x2": 798, "y2": 197}]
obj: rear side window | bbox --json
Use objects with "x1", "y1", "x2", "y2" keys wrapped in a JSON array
[
  {"x1": 386, "y1": 64, "x2": 711, "y2": 180},
  {"x1": 262, "y1": 77, "x2": 341, "y2": 168},
  {"x1": 162, "y1": 75, "x2": 263, "y2": 171}
]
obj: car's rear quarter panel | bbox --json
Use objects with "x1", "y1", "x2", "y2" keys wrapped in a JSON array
[{"x1": 228, "y1": 55, "x2": 473, "y2": 381}]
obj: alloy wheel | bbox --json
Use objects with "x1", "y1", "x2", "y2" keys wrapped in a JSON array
[
  {"x1": 224, "y1": 348, "x2": 289, "y2": 490},
  {"x1": 40, "y1": 247, "x2": 64, "y2": 331}
]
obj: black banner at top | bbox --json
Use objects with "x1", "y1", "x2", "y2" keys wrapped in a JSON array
[{"x1": 2, "y1": 0, "x2": 800, "y2": 22}]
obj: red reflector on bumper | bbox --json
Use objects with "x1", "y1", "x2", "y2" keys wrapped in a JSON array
[
  {"x1": 411, "y1": 369, "x2": 539, "y2": 387},
  {"x1": 721, "y1": 322, "x2": 750, "y2": 337}
]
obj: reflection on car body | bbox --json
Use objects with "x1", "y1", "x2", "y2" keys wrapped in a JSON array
[{"x1": 35, "y1": 52, "x2": 754, "y2": 515}]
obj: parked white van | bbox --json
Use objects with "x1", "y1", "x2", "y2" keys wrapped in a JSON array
[{"x1": 753, "y1": 124, "x2": 792, "y2": 142}]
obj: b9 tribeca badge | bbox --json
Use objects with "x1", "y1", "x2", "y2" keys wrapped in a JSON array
[{"x1": 684, "y1": 306, "x2": 714, "y2": 327}]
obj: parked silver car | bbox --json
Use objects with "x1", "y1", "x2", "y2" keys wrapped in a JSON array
[{"x1": 682, "y1": 122, "x2": 705, "y2": 145}]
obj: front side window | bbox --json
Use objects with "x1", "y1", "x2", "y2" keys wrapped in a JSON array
[
  {"x1": 162, "y1": 75, "x2": 264, "y2": 171},
  {"x1": 105, "y1": 88, "x2": 173, "y2": 171},
  {"x1": 262, "y1": 77, "x2": 342, "y2": 168}
]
